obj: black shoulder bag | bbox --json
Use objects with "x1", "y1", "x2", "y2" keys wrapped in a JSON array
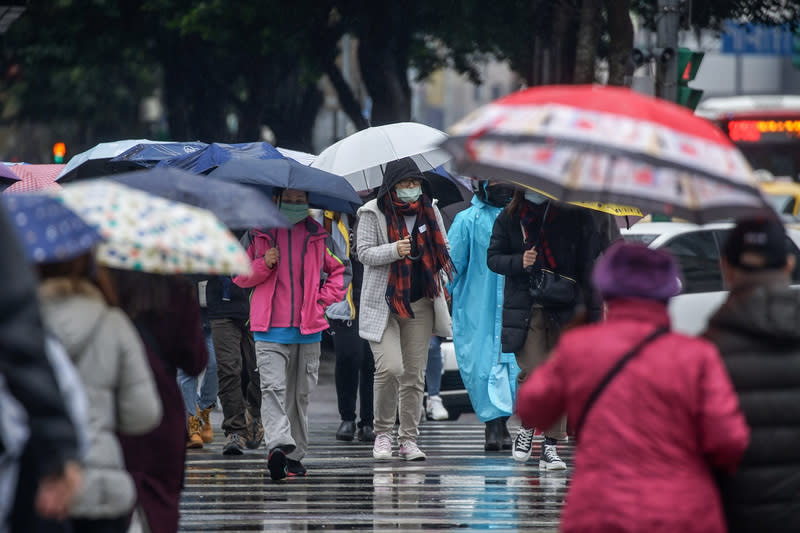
[
  {"x1": 574, "y1": 325, "x2": 669, "y2": 440},
  {"x1": 524, "y1": 202, "x2": 577, "y2": 308}
]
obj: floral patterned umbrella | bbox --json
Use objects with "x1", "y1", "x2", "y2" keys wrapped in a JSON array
[{"x1": 54, "y1": 181, "x2": 251, "y2": 275}]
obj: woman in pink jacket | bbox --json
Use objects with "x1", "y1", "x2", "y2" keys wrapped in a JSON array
[
  {"x1": 234, "y1": 188, "x2": 345, "y2": 481},
  {"x1": 516, "y1": 241, "x2": 749, "y2": 533}
]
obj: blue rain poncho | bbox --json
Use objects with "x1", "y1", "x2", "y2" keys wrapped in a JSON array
[{"x1": 447, "y1": 196, "x2": 519, "y2": 422}]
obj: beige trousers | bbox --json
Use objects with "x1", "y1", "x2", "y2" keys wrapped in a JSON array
[
  {"x1": 369, "y1": 298, "x2": 434, "y2": 442},
  {"x1": 515, "y1": 307, "x2": 567, "y2": 441}
]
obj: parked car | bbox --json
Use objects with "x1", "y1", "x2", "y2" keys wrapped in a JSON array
[{"x1": 622, "y1": 221, "x2": 800, "y2": 334}]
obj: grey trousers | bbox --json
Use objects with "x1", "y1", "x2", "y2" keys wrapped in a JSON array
[
  {"x1": 515, "y1": 307, "x2": 567, "y2": 441},
  {"x1": 369, "y1": 298, "x2": 434, "y2": 442},
  {"x1": 255, "y1": 341, "x2": 321, "y2": 461}
]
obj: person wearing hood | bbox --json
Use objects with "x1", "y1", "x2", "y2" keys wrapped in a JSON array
[
  {"x1": 234, "y1": 188, "x2": 346, "y2": 481},
  {"x1": 448, "y1": 180, "x2": 520, "y2": 451},
  {"x1": 356, "y1": 157, "x2": 454, "y2": 462},
  {"x1": 517, "y1": 241, "x2": 749, "y2": 533},
  {"x1": 703, "y1": 217, "x2": 800, "y2": 532},
  {"x1": 36, "y1": 253, "x2": 163, "y2": 533}
]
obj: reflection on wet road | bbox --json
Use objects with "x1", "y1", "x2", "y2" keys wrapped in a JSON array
[{"x1": 180, "y1": 422, "x2": 571, "y2": 531}]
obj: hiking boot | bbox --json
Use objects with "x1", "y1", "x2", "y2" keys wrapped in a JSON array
[
  {"x1": 398, "y1": 440, "x2": 426, "y2": 461},
  {"x1": 372, "y1": 432, "x2": 393, "y2": 460},
  {"x1": 245, "y1": 410, "x2": 264, "y2": 450},
  {"x1": 539, "y1": 442, "x2": 567, "y2": 470},
  {"x1": 222, "y1": 433, "x2": 245, "y2": 456},
  {"x1": 335, "y1": 420, "x2": 356, "y2": 441},
  {"x1": 286, "y1": 459, "x2": 307, "y2": 477},
  {"x1": 426, "y1": 395, "x2": 449, "y2": 421},
  {"x1": 357, "y1": 424, "x2": 375, "y2": 442},
  {"x1": 267, "y1": 448, "x2": 288, "y2": 481},
  {"x1": 512, "y1": 427, "x2": 534, "y2": 462},
  {"x1": 197, "y1": 405, "x2": 214, "y2": 444},
  {"x1": 187, "y1": 415, "x2": 203, "y2": 449}
]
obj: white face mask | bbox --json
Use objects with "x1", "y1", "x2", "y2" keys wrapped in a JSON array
[
  {"x1": 396, "y1": 186, "x2": 422, "y2": 203},
  {"x1": 524, "y1": 190, "x2": 549, "y2": 204}
]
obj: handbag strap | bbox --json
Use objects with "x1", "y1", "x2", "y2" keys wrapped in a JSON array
[{"x1": 574, "y1": 325, "x2": 669, "y2": 440}]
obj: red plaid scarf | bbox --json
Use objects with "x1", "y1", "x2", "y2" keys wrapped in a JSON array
[
  {"x1": 384, "y1": 191, "x2": 454, "y2": 318},
  {"x1": 520, "y1": 201, "x2": 557, "y2": 269}
]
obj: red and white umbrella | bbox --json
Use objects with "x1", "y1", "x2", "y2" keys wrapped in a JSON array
[
  {"x1": 441, "y1": 85, "x2": 771, "y2": 223},
  {"x1": 5, "y1": 164, "x2": 64, "y2": 193}
]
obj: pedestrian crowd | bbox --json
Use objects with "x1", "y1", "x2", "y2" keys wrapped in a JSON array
[{"x1": 1, "y1": 151, "x2": 798, "y2": 533}]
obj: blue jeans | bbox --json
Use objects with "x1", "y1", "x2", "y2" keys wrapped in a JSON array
[
  {"x1": 425, "y1": 336, "x2": 443, "y2": 396},
  {"x1": 178, "y1": 328, "x2": 218, "y2": 415}
]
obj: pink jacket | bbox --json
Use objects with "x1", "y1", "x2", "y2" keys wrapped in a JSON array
[
  {"x1": 517, "y1": 298, "x2": 749, "y2": 533},
  {"x1": 233, "y1": 219, "x2": 345, "y2": 335}
]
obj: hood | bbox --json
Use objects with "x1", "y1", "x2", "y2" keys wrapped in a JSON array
[
  {"x1": 38, "y1": 278, "x2": 107, "y2": 360},
  {"x1": 709, "y1": 283, "x2": 800, "y2": 344},
  {"x1": 376, "y1": 157, "x2": 432, "y2": 203}
]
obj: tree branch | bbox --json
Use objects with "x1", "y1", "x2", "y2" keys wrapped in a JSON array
[{"x1": 324, "y1": 58, "x2": 370, "y2": 131}]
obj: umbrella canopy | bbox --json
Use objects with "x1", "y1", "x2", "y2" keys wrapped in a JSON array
[
  {"x1": 208, "y1": 158, "x2": 362, "y2": 214},
  {"x1": 441, "y1": 85, "x2": 771, "y2": 224},
  {"x1": 276, "y1": 147, "x2": 316, "y2": 165},
  {"x1": 423, "y1": 165, "x2": 472, "y2": 208},
  {"x1": 54, "y1": 181, "x2": 250, "y2": 275},
  {"x1": 5, "y1": 164, "x2": 64, "y2": 193},
  {"x1": 2, "y1": 194, "x2": 103, "y2": 263},
  {"x1": 107, "y1": 141, "x2": 209, "y2": 170},
  {"x1": 107, "y1": 167, "x2": 289, "y2": 230},
  {"x1": 56, "y1": 139, "x2": 165, "y2": 183},
  {"x1": 312, "y1": 122, "x2": 452, "y2": 191},
  {"x1": 0, "y1": 163, "x2": 21, "y2": 184},
  {"x1": 156, "y1": 142, "x2": 283, "y2": 174}
]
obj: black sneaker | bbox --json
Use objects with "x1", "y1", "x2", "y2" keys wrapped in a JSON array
[
  {"x1": 539, "y1": 442, "x2": 567, "y2": 470},
  {"x1": 222, "y1": 433, "x2": 245, "y2": 456},
  {"x1": 267, "y1": 448, "x2": 288, "y2": 481},
  {"x1": 286, "y1": 459, "x2": 307, "y2": 477}
]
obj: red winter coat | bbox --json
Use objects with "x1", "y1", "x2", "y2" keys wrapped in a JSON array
[{"x1": 517, "y1": 298, "x2": 749, "y2": 533}]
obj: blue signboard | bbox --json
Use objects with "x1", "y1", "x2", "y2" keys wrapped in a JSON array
[{"x1": 721, "y1": 21, "x2": 793, "y2": 55}]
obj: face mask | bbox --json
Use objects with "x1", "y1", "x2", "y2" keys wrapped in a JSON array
[
  {"x1": 396, "y1": 186, "x2": 422, "y2": 203},
  {"x1": 524, "y1": 190, "x2": 549, "y2": 205},
  {"x1": 485, "y1": 185, "x2": 515, "y2": 207},
  {"x1": 280, "y1": 203, "x2": 309, "y2": 225}
]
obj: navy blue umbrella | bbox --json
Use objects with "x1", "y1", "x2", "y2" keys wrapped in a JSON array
[
  {"x1": 156, "y1": 142, "x2": 284, "y2": 174},
  {"x1": 107, "y1": 142, "x2": 209, "y2": 169},
  {"x1": 208, "y1": 158, "x2": 362, "y2": 214},
  {"x1": 106, "y1": 167, "x2": 289, "y2": 230},
  {"x1": 2, "y1": 194, "x2": 103, "y2": 263}
]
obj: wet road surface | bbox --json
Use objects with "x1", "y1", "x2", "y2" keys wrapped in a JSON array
[{"x1": 179, "y1": 421, "x2": 572, "y2": 531}]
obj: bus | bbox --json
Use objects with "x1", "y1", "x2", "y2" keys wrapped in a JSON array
[{"x1": 695, "y1": 95, "x2": 800, "y2": 180}]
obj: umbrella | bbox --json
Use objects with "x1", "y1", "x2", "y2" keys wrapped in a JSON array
[
  {"x1": 441, "y1": 85, "x2": 771, "y2": 224},
  {"x1": 54, "y1": 181, "x2": 251, "y2": 275},
  {"x1": 107, "y1": 141, "x2": 209, "y2": 170},
  {"x1": 0, "y1": 164, "x2": 21, "y2": 190},
  {"x1": 156, "y1": 142, "x2": 284, "y2": 174},
  {"x1": 2, "y1": 194, "x2": 103, "y2": 263},
  {"x1": 56, "y1": 139, "x2": 166, "y2": 183},
  {"x1": 208, "y1": 158, "x2": 362, "y2": 214},
  {"x1": 107, "y1": 167, "x2": 289, "y2": 230},
  {"x1": 5, "y1": 165, "x2": 64, "y2": 193},
  {"x1": 276, "y1": 147, "x2": 316, "y2": 165},
  {"x1": 312, "y1": 122, "x2": 452, "y2": 191},
  {"x1": 423, "y1": 165, "x2": 472, "y2": 208}
]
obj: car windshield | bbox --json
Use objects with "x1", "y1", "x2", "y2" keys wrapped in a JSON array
[
  {"x1": 765, "y1": 193, "x2": 796, "y2": 215},
  {"x1": 622, "y1": 233, "x2": 658, "y2": 246}
]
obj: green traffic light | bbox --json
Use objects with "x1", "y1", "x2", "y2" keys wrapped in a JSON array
[{"x1": 676, "y1": 47, "x2": 704, "y2": 110}]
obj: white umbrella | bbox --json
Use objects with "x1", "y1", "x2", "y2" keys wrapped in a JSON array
[
  {"x1": 312, "y1": 122, "x2": 452, "y2": 191},
  {"x1": 276, "y1": 147, "x2": 316, "y2": 165}
]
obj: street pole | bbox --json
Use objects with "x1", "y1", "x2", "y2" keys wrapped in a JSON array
[{"x1": 656, "y1": 0, "x2": 680, "y2": 101}]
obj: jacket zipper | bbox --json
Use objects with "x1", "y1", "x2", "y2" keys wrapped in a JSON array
[{"x1": 288, "y1": 227, "x2": 296, "y2": 327}]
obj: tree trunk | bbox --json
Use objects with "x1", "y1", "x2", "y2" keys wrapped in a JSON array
[
  {"x1": 573, "y1": 0, "x2": 601, "y2": 83},
  {"x1": 605, "y1": 0, "x2": 634, "y2": 86},
  {"x1": 324, "y1": 60, "x2": 370, "y2": 131},
  {"x1": 356, "y1": 31, "x2": 411, "y2": 125}
]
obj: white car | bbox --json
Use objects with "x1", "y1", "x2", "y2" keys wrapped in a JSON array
[{"x1": 622, "y1": 222, "x2": 800, "y2": 335}]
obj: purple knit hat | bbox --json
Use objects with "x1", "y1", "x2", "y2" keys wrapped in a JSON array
[{"x1": 592, "y1": 241, "x2": 682, "y2": 301}]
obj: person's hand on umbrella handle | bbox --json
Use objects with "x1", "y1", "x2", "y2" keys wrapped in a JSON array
[
  {"x1": 522, "y1": 248, "x2": 538, "y2": 269},
  {"x1": 264, "y1": 247, "x2": 279, "y2": 269},
  {"x1": 396, "y1": 237, "x2": 411, "y2": 258}
]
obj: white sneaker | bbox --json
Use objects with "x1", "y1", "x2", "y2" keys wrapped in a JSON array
[
  {"x1": 426, "y1": 395, "x2": 449, "y2": 421},
  {"x1": 512, "y1": 427, "x2": 535, "y2": 462},
  {"x1": 399, "y1": 440, "x2": 426, "y2": 461},
  {"x1": 372, "y1": 432, "x2": 393, "y2": 460}
]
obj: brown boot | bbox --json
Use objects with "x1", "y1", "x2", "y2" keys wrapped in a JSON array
[
  {"x1": 197, "y1": 405, "x2": 214, "y2": 444},
  {"x1": 187, "y1": 415, "x2": 203, "y2": 449}
]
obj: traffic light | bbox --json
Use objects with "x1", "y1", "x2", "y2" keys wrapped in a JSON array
[
  {"x1": 676, "y1": 47, "x2": 704, "y2": 111},
  {"x1": 53, "y1": 142, "x2": 66, "y2": 164}
]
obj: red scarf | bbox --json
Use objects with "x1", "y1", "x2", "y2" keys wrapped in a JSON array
[
  {"x1": 384, "y1": 191, "x2": 454, "y2": 318},
  {"x1": 520, "y1": 200, "x2": 557, "y2": 269}
]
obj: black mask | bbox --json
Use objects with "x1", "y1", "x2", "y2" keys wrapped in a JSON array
[{"x1": 485, "y1": 185, "x2": 515, "y2": 207}]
